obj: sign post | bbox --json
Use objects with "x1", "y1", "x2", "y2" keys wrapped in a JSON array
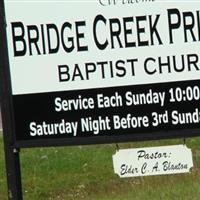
[{"x1": 0, "y1": 2, "x2": 23, "y2": 199}]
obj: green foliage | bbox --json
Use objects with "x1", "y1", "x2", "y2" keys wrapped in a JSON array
[{"x1": 1, "y1": 136, "x2": 200, "y2": 200}]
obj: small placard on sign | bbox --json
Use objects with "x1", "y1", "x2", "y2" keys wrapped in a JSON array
[{"x1": 113, "y1": 145, "x2": 193, "y2": 178}]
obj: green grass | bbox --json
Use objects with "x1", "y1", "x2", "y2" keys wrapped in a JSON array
[
  {"x1": 1, "y1": 135, "x2": 200, "y2": 200},
  {"x1": 0, "y1": 135, "x2": 6, "y2": 200}
]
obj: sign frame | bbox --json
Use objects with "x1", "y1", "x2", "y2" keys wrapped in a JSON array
[
  {"x1": 1, "y1": 1, "x2": 200, "y2": 199},
  {"x1": 2, "y1": 1, "x2": 200, "y2": 148}
]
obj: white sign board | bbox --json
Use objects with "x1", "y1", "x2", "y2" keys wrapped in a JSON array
[
  {"x1": 113, "y1": 145, "x2": 193, "y2": 178},
  {"x1": 4, "y1": 0, "x2": 200, "y2": 95}
]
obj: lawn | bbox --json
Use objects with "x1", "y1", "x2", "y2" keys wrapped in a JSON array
[{"x1": 1, "y1": 135, "x2": 200, "y2": 200}]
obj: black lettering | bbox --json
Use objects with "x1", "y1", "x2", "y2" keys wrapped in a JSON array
[
  {"x1": 144, "y1": 57, "x2": 156, "y2": 75},
  {"x1": 61, "y1": 22, "x2": 74, "y2": 53},
  {"x1": 27, "y1": 25, "x2": 41, "y2": 55},
  {"x1": 109, "y1": 18, "x2": 123, "y2": 48},
  {"x1": 123, "y1": 17, "x2": 136, "y2": 47},
  {"x1": 85, "y1": 63, "x2": 96, "y2": 80},
  {"x1": 183, "y1": 12, "x2": 196, "y2": 42},
  {"x1": 149, "y1": 14, "x2": 163, "y2": 45},
  {"x1": 187, "y1": 54, "x2": 199, "y2": 71},
  {"x1": 159, "y1": 56, "x2": 171, "y2": 74},
  {"x1": 152, "y1": 162, "x2": 159, "y2": 172},
  {"x1": 47, "y1": 24, "x2": 60, "y2": 54},
  {"x1": 75, "y1": 21, "x2": 88, "y2": 51},
  {"x1": 168, "y1": 9, "x2": 181, "y2": 44},
  {"x1": 72, "y1": 64, "x2": 84, "y2": 81},
  {"x1": 58, "y1": 65, "x2": 70, "y2": 82},
  {"x1": 136, "y1": 16, "x2": 148, "y2": 46},
  {"x1": 116, "y1": 60, "x2": 126, "y2": 77},
  {"x1": 93, "y1": 15, "x2": 108, "y2": 50},
  {"x1": 127, "y1": 58, "x2": 138, "y2": 76},
  {"x1": 109, "y1": 61, "x2": 114, "y2": 78},
  {"x1": 11, "y1": 22, "x2": 27, "y2": 57},
  {"x1": 137, "y1": 150, "x2": 145, "y2": 160},
  {"x1": 173, "y1": 55, "x2": 185, "y2": 72},
  {"x1": 197, "y1": 11, "x2": 200, "y2": 41},
  {"x1": 97, "y1": 61, "x2": 107, "y2": 78},
  {"x1": 141, "y1": 162, "x2": 147, "y2": 174},
  {"x1": 41, "y1": 24, "x2": 46, "y2": 54},
  {"x1": 120, "y1": 164, "x2": 127, "y2": 176}
]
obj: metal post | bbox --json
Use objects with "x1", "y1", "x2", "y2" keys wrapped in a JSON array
[
  {"x1": 3, "y1": 144, "x2": 23, "y2": 200},
  {"x1": 0, "y1": 1, "x2": 23, "y2": 199}
]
